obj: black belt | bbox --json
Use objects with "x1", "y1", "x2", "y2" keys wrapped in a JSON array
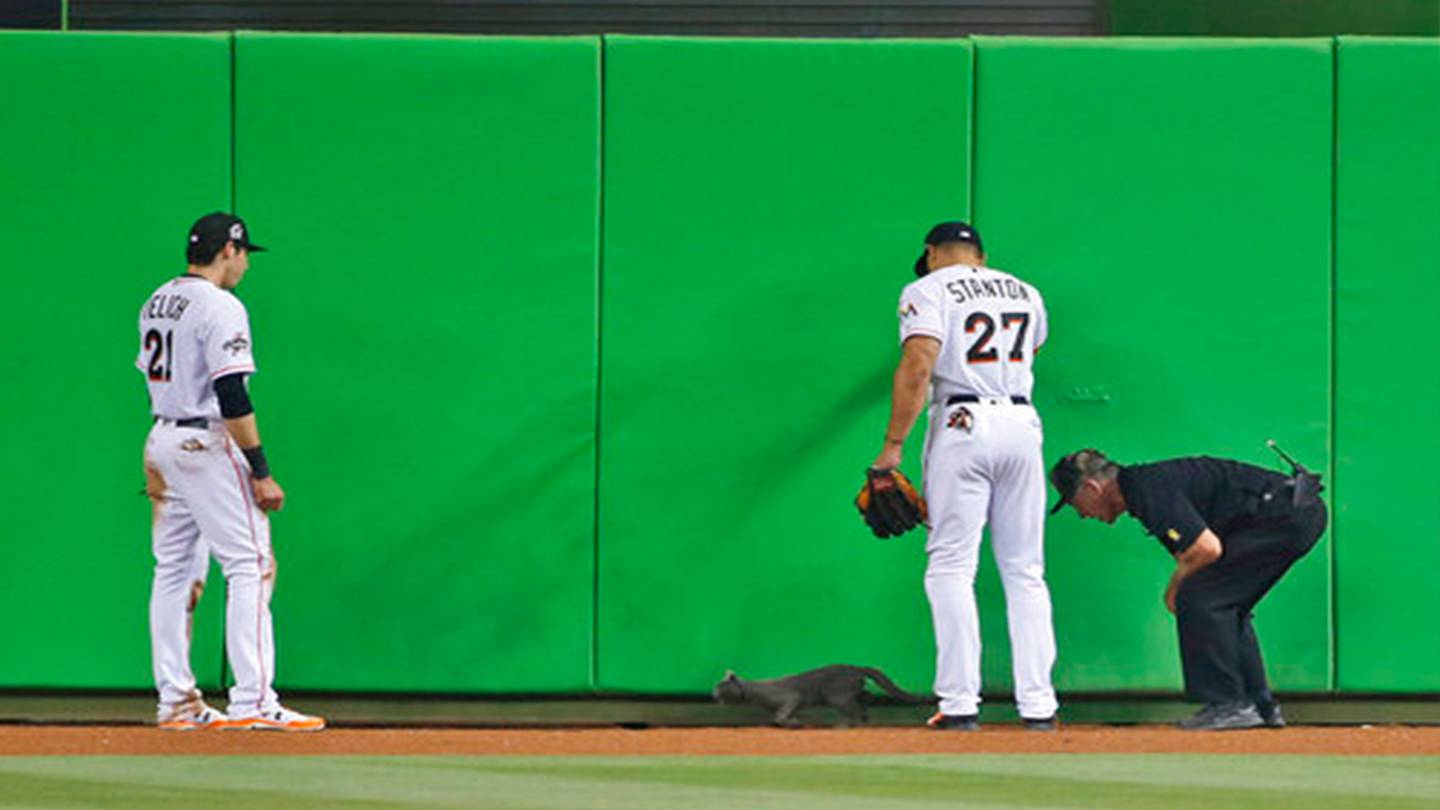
[
  {"x1": 947, "y1": 394, "x2": 1029, "y2": 405},
  {"x1": 155, "y1": 417, "x2": 210, "y2": 429}
]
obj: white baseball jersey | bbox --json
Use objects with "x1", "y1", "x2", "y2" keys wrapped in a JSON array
[
  {"x1": 899, "y1": 262, "x2": 1057, "y2": 722},
  {"x1": 897, "y1": 263, "x2": 1047, "y2": 401},
  {"x1": 139, "y1": 272, "x2": 280, "y2": 716},
  {"x1": 137, "y1": 276, "x2": 256, "y2": 419}
]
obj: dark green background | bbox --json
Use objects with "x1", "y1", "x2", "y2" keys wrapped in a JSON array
[
  {"x1": 1111, "y1": 1, "x2": 1439, "y2": 36},
  {"x1": 1, "y1": 30, "x2": 1434, "y2": 696}
]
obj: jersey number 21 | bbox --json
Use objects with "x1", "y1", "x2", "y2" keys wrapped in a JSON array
[{"x1": 145, "y1": 328, "x2": 174, "y2": 382}]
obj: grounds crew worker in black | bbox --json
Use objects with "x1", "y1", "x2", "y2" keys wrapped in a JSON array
[{"x1": 1048, "y1": 449, "x2": 1327, "y2": 730}]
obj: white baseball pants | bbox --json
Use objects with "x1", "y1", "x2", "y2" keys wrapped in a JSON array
[
  {"x1": 145, "y1": 420, "x2": 279, "y2": 715},
  {"x1": 922, "y1": 400, "x2": 1058, "y2": 720}
]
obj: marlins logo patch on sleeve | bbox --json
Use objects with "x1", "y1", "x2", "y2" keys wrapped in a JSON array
[{"x1": 222, "y1": 332, "x2": 250, "y2": 355}]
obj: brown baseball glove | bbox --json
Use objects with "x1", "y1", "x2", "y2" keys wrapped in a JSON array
[{"x1": 855, "y1": 467, "x2": 927, "y2": 538}]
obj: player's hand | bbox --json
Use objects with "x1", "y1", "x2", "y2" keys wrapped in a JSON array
[
  {"x1": 856, "y1": 467, "x2": 927, "y2": 539},
  {"x1": 872, "y1": 445, "x2": 903, "y2": 471},
  {"x1": 1164, "y1": 583, "x2": 1179, "y2": 614},
  {"x1": 253, "y1": 476, "x2": 285, "y2": 512}
]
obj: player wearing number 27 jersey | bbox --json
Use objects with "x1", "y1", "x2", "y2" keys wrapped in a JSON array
[
  {"x1": 872, "y1": 221, "x2": 1057, "y2": 729},
  {"x1": 898, "y1": 259, "x2": 1048, "y2": 403}
]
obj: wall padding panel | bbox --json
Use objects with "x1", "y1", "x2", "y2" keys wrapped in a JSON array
[
  {"x1": 233, "y1": 32, "x2": 600, "y2": 691},
  {"x1": 0, "y1": 31, "x2": 232, "y2": 688},
  {"x1": 974, "y1": 37, "x2": 1334, "y2": 691},
  {"x1": 598, "y1": 36, "x2": 973, "y2": 693},
  {"x1": 1335, "y1": 36, "x2": 1440, "y2": 692}
]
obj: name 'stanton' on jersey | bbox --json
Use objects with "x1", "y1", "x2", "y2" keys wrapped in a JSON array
[{"x1": 941, "y1": 276, "x2": 1033, "y2": 305}]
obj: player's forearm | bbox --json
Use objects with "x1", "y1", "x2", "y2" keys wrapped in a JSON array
[
  {"x1": 223, "y1": 412, "x2": 262, "y2": 449},
  {"x1": 222, "y1": 413, "x2": 274, "y2": 480},
  {"x1": 882, "y1": 359, "x2": 930, "y2": 450}
]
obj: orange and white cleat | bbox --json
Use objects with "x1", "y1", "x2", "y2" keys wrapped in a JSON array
[
  {"x1": 157, "y1": 701, "x2": 229, "y2": 731},
  {"x1": 222, "y1": 705, "x2": 326, "y2": 732},
  {"x1": 926, "y1": 711, "x2": 980, "y2": 731}
]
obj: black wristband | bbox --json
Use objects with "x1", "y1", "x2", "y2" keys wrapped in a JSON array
[{"x1": 242, "y1": 445, "x2": 271, "y2": 480}]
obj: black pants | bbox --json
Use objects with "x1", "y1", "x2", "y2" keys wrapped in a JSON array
[{"x1": 1173, "y1": 500, "x2": 1328, "y2": 706}]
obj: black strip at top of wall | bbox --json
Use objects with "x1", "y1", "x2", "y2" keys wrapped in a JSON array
[
  {"x1": 0, "y1": 0, "x2": 62, "y2": 29},
  {"x1": 69, "y1": 0, "x2": 1102, "y2": 37}
]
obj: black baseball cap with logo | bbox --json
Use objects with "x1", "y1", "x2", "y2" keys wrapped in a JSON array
[
  {"x1": 186, "y1": 212, "x2": 267, "y2": 262},
  {"x1": 914, "y1": 220, "x2": 984, "y2": 277},
  {"x1": 1048, "y1": 449, "x2": 1110, "y2": 514}
]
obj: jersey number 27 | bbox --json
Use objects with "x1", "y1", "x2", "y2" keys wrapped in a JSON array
[
  {"x1": 145, "y1": 328, "x2": 174, "y2": 382},
  {"x1": 965, "y1": 312, "x2": 1030, "y2": 364}
]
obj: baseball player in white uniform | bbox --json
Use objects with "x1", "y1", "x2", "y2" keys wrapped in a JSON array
[
  {"x1": 870, "y1": 221, "x2": 1058, "y2": 730},
  {"x1": 138, "y1": 212, "x2": 323, "y2": 731}
]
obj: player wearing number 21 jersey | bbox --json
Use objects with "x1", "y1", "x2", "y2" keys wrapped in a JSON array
[
  {"x1": 137, "y1": 212, "x2": 323, "y2": 732},
  {"x1": 139, "y1": 275, "x2": 256, "y2": 419}
]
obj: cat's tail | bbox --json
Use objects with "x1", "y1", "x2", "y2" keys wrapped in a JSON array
[{"x1": 860, "y1": 667, "x2": 928, "y2": 703}]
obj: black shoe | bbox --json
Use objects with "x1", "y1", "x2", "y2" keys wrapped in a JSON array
[
  {"x1": 1022, "y1": 715, "x2": 1057, "y2": 731},
  {"x1": 1257, "y1": 702, "x2": 1286, "y2": 729},
  {"x1": 1178, "y1": 702, "x2": 1264, "y2": 731},
  {"x1": 927, "y1": 712, "x2": 979, "y2": 731}
]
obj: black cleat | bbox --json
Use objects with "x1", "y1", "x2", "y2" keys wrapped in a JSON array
[
  {"x1": 1178, "y1": 702, "x2": 1264, "y2": 731},
  {"x1": 1022, "y1": 715, "x2": 1057, "y2": 731},
  {"x1": 1257, "y1": 702, "x2": 1286, "y2": 729},
  {"x1": 927, "y1": 712, "x2": 980, "y2": 731}
]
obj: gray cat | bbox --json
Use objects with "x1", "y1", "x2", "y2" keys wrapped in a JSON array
[{"x1": 713, "y1": 664, "x2": 926, "y2": 727}]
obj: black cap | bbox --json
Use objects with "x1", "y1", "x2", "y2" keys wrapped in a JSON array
[
  {"x1": 914, "y1": 220, "x2": 983, "y2": 277},
  {"x1": 1048, "y1": 448, "x2": 1110, "y2": 515},
  {"x1": 187, "y1": 212, "x2": 266, "y2": 261}
]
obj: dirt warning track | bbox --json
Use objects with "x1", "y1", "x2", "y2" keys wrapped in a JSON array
[{"x1": 2, "y1": 725, "x2": 1437, "y2": 756}]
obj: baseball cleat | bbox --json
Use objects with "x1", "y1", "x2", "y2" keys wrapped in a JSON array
[
  {"x1": 1177, "y1": 702, "x2": 1264, "y2": 731},
  {"x1": 222, "y1": 705, "x2": 326, "y2": 732},
  {"x1": 1022, "y1": 715, "x2": 1057, "y2": 731},
  {"x1": 927, "y1": 712, "x2": 980, "y2": 731},
  {"x1": 157, "y1": 701, "x2": 228, "y2": 731},
  {"x1": 1257, "y1": 702, "x2": 1287, "y2": 729}
]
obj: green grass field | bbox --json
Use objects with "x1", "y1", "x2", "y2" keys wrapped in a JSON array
[{"x1": 0, "y1": 755, "x2": 1435, "y2": 809}]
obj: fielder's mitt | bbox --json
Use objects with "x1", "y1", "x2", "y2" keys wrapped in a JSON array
[{"x1": 855, "y1": 467, "x2": 927, "y2": 538}]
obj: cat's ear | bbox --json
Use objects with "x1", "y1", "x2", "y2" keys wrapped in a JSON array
[{"x1": 724, "y1": 670, "x2": 737, "y2": 681}]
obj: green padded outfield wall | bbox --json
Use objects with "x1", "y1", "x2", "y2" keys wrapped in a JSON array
[
  {"x1": 0, "y1": 31, "x2": 232, "y2": 688},
  {"x1": 232, "y1": 33, "x2": 600, "y2": 691},
  {"x1": 973, "y1": 38, "x2": 1334, "y2": 692},
  {"x1": 1335, "y1": 37, "x2": 1440, "y2": 692},
  {"x1": 597, "y1": 36, "x2": 973, "y2": 693},
  {"x1": 7, "y1": 33, "x2": 1437, "y2": 695}
]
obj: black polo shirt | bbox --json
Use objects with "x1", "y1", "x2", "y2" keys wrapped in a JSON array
[{"x1": 1117, "y1": 457, "x2": 1293, "y2": 555}]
